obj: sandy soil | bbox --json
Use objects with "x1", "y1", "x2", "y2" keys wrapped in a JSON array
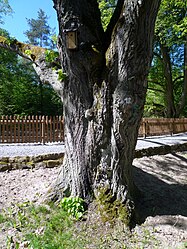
[
  {"x1": 133, "y1": 152, "x2": 187, "y2": 248},
  {"x1": 0, "y1": 167, "x2": 60, "y2": 211},
  {"x1": 0, "y1": 152, "x2": 187, "y2": 248}
]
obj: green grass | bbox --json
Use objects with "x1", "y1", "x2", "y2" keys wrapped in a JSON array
[
  {"x1": 0, "y1": 213, "x2": 6, "y2": 223},
  {"x1": 0, "y1": 201, "x2": 161, "y2": 249},
  {"x1": 1, "y1": 201, "x2": 86, "y2": 249}
]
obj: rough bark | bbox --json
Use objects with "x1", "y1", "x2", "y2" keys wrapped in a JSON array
[{"x1": 50, "y1": 0, "x2": 161, "y2": 206}]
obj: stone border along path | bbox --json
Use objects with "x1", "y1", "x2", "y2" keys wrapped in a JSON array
[
  {"x1": 0, "y1": 153, "x2": 64, "y2": 172},
  {"x1": 0, "y1": 143, "x2": 65, "y2": 172},
  {"x1": 135, "y1": 141, "x2": 187, "y2": 158}
]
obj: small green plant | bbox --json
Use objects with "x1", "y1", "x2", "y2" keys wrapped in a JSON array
[
  {"x1": 0, "y1": 213, "x2": 6, "y2": 223},
  {"x1": 181, "y1": 241, "x2": 187, "y2": 248},
  {"x1": 4, "y1": 204, "x2": 28, "y2": 231},
  {"x1": 59, "y1": 196, "x2": 85, "y2": 220},
  {"x1": 6, "y1": 236, "x2": 13, "y2": 249},
  {"x1": 58, "y1": 69, "x2": 67, "y2": 81},
  {"x1": 45, "y1": 49, "x2": 59, "y2": 63}
]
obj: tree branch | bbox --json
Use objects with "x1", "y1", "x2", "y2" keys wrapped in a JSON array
[
  {"x1": 0, "y1": 38, "x2": 35, "y2": 63},
  {"x1": 153, "y1": 51, "x2": 162, "y2": 61},
  {"x1": 148, "y1": 79, "x2": 164, "y2": 87},
  {"x1": 173, "y1": 75, "x2": 184, "y2": 85},
  {"x1": 0, "y1": 36, "x2": 63, "y2": 100},
  {"x1": 103, "y1": 0, "x2": 124, "y2": 52},
  {"x1": 147, "y1": 87, "x2": 164, "y2": 93}
]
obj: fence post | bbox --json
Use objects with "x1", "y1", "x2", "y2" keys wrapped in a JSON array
[
  {"x1": 170, "y1": 118, "x2": 174, "y2": 136},
  {"x1": 172, "y1": 118, "x2": 175, "y2": 135},
  {"x1": 49, "y1": 116, "x2": 53, "y2": 143},
  {"x1": 35, "y1": 115, "x2": 38, "y2": 143},
  {"x1": 13, "y1": 115, "x2": 17, "y2": 143},
  {"x1": 45, "y1": 116, "x2": 49, "y2": 143},
  {"x1": 42, "y1": 116, "x2": 45, "y2": 144},
  {"x1": 143, "y1": 120, "x2": 147, "y2": 138},
  {"x1": 0, "y1": 116, "x2": 1, "y2": 143},
  {"x1": 2, "y1": 116, "x2": 5, "y2": 143},
  {"x1": 59, "y1": 116, "x2": 64, "y2": 142},
  {"x1": 17, "y1": 115, "x2": 20, "y2": 143}
]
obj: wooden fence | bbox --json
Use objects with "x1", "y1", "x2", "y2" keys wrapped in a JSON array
[
  {"x1": 139, "y1": 118, "x2": 187, "y2": 138},
  {"x1": 0, "y1": 116, "x2": 64, "y2": 144},
  {"x1": 1, "y1": 116, "x2": 187, "y2": 144}
]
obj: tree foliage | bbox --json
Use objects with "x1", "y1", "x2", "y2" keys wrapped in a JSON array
[
  {"x1": 24, "y1": 9, "x2": 56, "y2": 49},
  {"x1": 98, "y1": 0, "x2": 116, "y2": 30},
  {"x1": 0, "y1": 4, "x2": 62, "y2": 116},
  {"x1": 0, "y1": 0, "x2": 12, "y2": 24},
  {"x1": 156, "y1": 0, "x2": 187, "y2": 45},
  {"x1": 0, "y1": 29, "x2": 62, "y2": 116},
  {"x1": 145, "y1": 0, "x2": 187, "y2": 117}
]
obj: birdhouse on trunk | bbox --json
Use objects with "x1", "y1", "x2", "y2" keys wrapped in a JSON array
[{"x1": 63, "y1": 18, "x2": 79, "y2": 50}]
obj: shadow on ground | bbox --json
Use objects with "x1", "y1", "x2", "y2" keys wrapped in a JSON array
[{"x1": 133, "y1": 152, "x2": 187, "y2": 227}]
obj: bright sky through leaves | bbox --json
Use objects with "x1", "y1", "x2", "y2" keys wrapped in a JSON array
[{"x1": 1, "y1": 0, "x2": 58, "y2": 42}]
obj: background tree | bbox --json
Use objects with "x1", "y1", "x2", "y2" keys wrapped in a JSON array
[
  {"x1": 23, "y1": 8, "x2": 59, "y2": 113},
  {"x1": 145, "y1": 0, "x2": 187, "y2": 118},
  {"x1": 0, "y1": 28, "x2": 62, "y2": 116},
  {"x1": 49, "y1": 0, "x2": 161, "y2": 216},
  {"x1": 0, "y1": 0, "x2": 12, "y2": 24},
  {"x1": 24, "y1": 8, "x2": 56, "y2": 49}
]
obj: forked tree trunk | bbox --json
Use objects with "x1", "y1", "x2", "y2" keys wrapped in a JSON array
[{"x1": 50, "y1": 0, "x2": 161, "y2": 205}]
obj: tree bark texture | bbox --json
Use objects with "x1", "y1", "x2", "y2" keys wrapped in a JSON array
[
  {"x1": 160, "y1": 44, "x2": 176, "y2": 117},
  {"x1": 51, "y1": 0, "x2": 161, "y2": 204}
]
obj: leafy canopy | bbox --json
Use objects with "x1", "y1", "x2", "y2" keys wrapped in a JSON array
[
  {"x1": 145, "y1": 0, "x2": 187, "y2": 117},
  {"x1": 155, "y1": 0, "x2": 187, "y2": 46},
  {"x1": 0, "y1": 0, "x2": 12, "y2": 24},
  {"x1": 98, "y1": 0, "x2": 116, "y2": 30}
]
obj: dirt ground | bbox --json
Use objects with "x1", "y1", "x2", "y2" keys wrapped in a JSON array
[
  {"x1": 0, "y1": 152, "x2": 187, "y2": 248},
  {"x1": 133, "y1": 152, "x2": 187, "y2": 248}
]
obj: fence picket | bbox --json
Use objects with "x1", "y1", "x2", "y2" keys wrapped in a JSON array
[
  {"x1": 139, "y1": 118, "x2": 187, "y2": 137},
  {"x1": 59, "y1": 115, "x2": 63, "y2": 142},
  {"x1": 0, "y1": 115, "x2": 64, "y2": 144},
  {"x1": 2, "y1": 116, "x2": 5, "y2": 143},
  {"x1": 1, "y1": 116, "x2": 186, "y2": 144}
]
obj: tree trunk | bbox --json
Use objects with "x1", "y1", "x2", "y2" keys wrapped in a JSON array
[
  {"x1": 160, "y1": 44, "x2": 176, "y2": 117},
  {"x1": 50, "y1": 0, "x2": 161, "y2": 205},
  {"x1": 176, "y1": 37, "x2": 187, "y2": 117}
]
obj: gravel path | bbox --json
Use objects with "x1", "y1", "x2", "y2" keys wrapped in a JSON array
[
  {"x1": 0, "y1": 143, "x2": 65, "y2": 158},
  {"x1": 0, "y1": 133, "x2": 187, "y2": 158},
  {"x1": 136, "y1": 132, "x2": 187, "y2": 149}
]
